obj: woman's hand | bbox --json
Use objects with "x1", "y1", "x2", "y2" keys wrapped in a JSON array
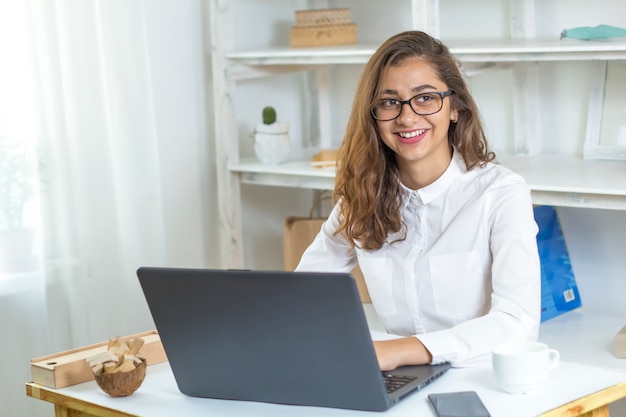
[{"x1": 373, "y1": 337, "x2": 433, "y2": 371}]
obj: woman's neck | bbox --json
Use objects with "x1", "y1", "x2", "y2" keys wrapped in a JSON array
[{"x1": 399, "y1": 149, "x2": 453, "y2": 190}]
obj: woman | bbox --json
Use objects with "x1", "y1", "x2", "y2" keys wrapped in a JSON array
[{"x1": 296, "y1": 31, "x2": 540, "y2": 369}]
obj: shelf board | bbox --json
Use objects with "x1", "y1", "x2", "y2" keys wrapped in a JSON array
[
  {"x1": 226, "y1": 38, "x2": 626, "y2": 67},
  {"x1": 449, "y1": 37, "x2": 626, "y2": 62},
  {"x1": 227, "y1": 44, "x2": 377, "y2": 66},
  {"x1": 229, "y1": 158, "x2": 335, "y2": 190},
  {"x1": 229, "y1": 155, "x2": 626, "y2": 210},
  {"x1": 500, "y1": 154, "x2": 626, "y2": 209}
]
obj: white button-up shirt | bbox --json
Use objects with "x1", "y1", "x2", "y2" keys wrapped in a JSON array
[{"x1": 296, "y1": 151, "x2": 541, "y2": 366}]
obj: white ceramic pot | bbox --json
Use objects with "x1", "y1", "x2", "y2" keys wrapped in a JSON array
[{"x1": 253, "y1": 122, "x2": 291, "y2": 164}]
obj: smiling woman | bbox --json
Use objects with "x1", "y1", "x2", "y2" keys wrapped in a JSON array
[{"x1": 296, "y1": 30, "x2": 540, "y2": 371}]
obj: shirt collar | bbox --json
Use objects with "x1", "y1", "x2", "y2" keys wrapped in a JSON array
[{"x1": 400, "y1": 149, "x2": 466, "y2": 207}]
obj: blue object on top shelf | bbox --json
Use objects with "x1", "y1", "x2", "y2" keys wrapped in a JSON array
[
  {"x1": 535, "y1": 205, "x2": 582, "y2": 322},
  {"x1": 561, "y1": 24, "x2": 626, "y2": 40}
]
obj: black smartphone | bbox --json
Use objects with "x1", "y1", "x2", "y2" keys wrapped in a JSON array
[{"x1": 428, "y1": 391, "x2": 491, "y2": 417}]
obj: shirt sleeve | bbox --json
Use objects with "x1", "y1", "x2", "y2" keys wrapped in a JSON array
[
  {"x1": 418, "y1": 178, "x2": 541, "y2": 367},
  {"x1": 295, "y1": 202, "x2": 359, "y2": 273}
]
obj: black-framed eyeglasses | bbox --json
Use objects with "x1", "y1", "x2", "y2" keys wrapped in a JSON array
[{"x1": 371, "y1": 90, "x2": 454, "y2": 121}]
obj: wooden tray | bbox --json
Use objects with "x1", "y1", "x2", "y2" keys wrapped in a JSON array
[{"x1": 30, "y1": 330, "x2": 167, "y2": 389}]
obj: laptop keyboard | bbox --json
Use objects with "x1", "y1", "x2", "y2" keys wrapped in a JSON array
[{"x1": 382, "y1": 373, "x2": 418, "y2": 393}]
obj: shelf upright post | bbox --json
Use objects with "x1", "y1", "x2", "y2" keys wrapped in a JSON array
[
  {"x1": 510, "y1": 0, "x2": 540, "y2": 156},
  {"x1": 316, "y1": 68, "x2": 333, "y2": 150},
  {"x1": 411, "y1": 0, "x2": 440, "y2": 37},
  {"x1": 207, "y1": 0, "x2": 244, "y2": 268}
]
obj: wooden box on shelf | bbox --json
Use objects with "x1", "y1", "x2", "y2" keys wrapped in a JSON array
[
  {"x1": 294, "y1": 8, "x2": 351, "y2": 27},
  {"x1": 291, "y1": 8, "x2": 357, "y2": 48}
]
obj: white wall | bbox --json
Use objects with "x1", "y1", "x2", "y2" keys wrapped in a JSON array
[
  {"x1": 143, "y1": 0, "x2": 218, "y2": 269},
  {"x1": 559, "y1": 208, "x2": 626, "y2": 316}
]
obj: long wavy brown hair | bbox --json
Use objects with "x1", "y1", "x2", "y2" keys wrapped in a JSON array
[{"x1": 334, "y1": 30, "x2": 495, "y2": 250}]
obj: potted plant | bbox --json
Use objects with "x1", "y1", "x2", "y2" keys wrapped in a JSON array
[
  {"x1": 0, "y1": 144, "x2": 36, "y2": 271},
  {"x1": 253, "y1": 106, "x2": 291, "y2": 164}
]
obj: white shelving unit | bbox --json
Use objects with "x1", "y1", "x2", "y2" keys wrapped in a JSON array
[{"x1": 208, "y1": 0, "x2": 626, "y2": 266}]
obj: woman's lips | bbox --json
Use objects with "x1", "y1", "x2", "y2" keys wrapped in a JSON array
[{"x1": 397, "y1": 128, "x2": 427, "y2": 144}]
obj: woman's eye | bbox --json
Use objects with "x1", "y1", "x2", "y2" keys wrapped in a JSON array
[
  {"x1": 415, "y1": 94, "x2": 435, "y2": 103},
  {"x1": 380, "y1": 99, "x2": 399, "y2": 107}
]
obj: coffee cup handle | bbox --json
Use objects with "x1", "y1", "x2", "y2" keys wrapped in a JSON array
[{"x1": 548, "y1": 349, "x2": 560, "y2": 370}]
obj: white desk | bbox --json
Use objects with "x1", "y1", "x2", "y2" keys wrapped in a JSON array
[
  {"x1": 537, "y1": 310, "x2": 626, "y2": 372},
  {"x1": 26, "y1": 310, "x2": 626, "y2": 417},
  {"x1": 26, "y1": 359, "x2": 626, "y2": 417}
]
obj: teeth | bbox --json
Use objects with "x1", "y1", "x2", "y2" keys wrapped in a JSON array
[{"x1": 398, "y1": 129, "x2": 426, "y2": 138}]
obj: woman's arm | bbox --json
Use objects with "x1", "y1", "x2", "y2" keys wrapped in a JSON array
[
  {"x1": 373, "y1": 337, "x2": 433, "y2": 370},
  {"x1": 295, "y1": 202, "x2": 358, "y2": 273}
]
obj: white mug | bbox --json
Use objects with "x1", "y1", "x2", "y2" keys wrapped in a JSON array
[{"x1": 492, "y1": 341, "x2": 560, "y2": 394}]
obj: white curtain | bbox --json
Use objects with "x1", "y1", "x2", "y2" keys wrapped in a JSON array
[{"x1": 0, "y1": 1, "x2": 215, "y2": 415}]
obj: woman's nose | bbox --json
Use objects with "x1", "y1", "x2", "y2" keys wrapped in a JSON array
[{"x1": 396, "y1": 102, "x2": 420, "y2": 124}]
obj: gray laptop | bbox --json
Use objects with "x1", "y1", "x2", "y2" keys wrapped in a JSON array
[{"x1": 137, "y1": 267, "x2": 451, "y2": 411}]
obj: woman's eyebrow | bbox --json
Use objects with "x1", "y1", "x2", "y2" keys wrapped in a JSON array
[
  {"x1": 379, "y1": 84, "x2": 439, "y2": 96},
  {"x1": 380, "y1": 88, "x2": 399, "y2": 96},
  {"x1": 412, "y1": 84, "x2": 438, "y2": 93}
]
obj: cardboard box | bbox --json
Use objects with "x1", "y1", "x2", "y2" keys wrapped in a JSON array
[
  {"x1": 283, "y1": 201, "x2": 371, "y2": 303},
  {"x1": 290, "y1": 23, "x2": 357, "y2": 48},
  {"x1": 30, "y1": 330, "x2": 167, "y2": 388},
  {"x1": 295, "y1": 8, "x2": 352, "y2": 27}
]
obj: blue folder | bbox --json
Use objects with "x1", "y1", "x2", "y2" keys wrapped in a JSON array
[{"x1": 535, "y1": 205, "x2": 582, "y2": 322}]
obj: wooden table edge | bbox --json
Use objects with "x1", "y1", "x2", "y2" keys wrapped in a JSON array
[
  {"x1": 539, "y1": 380, "x2": 626, "y2": 417},
  {"x1": 26, "y1": 382, "x2": 141, "y2": 417}
]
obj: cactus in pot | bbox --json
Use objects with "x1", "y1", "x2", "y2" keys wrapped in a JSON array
[
  {"x1": 262, "y1": 106, "x2": 277, "y2": 125},
  {"x1": 253, "y1": 106, "x2": 290, "y2": 164}
]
